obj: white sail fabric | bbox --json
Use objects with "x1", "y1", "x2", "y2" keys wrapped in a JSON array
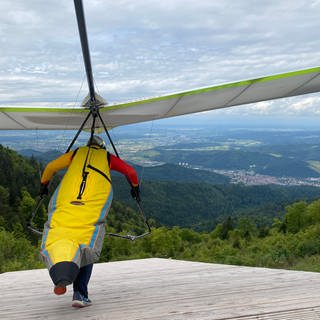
[{"x1": 1, "y1": 67, "x2": 320, "y2": 130}]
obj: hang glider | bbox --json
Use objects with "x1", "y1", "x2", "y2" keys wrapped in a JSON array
[
  {"x1": 1, "y1": 0, "x2": 320, "y2": 131},
  {"x1": 1, "y1": 66, "x2": 320, "y2": 130}
]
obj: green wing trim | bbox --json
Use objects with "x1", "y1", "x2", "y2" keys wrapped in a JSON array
[
  {"x1": 1, "y1": 66, "x2": 320, "y2": 130},
  {"x1": 101, "y1": 66, "x2": 320, "y2": 111}
]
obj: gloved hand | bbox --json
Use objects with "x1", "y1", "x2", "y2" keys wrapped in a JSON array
[
  {"x1": 40, "y1": 183, "x2": 49, "y2": 198},
  {"x1": 130, "y1": 185, "x2": 141, "y2": 203}
]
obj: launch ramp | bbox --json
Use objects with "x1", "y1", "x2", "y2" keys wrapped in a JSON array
[{"x1": 1, "y1": 258, "x2": 320, "y2": 319}]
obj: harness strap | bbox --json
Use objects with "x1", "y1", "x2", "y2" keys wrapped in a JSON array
[
  {"x1": 87, "y1": 164, "x2": 112, "y2": 184},
  {"x1": 77, "y1": 146, "x2": 91, "y2": 199},
  {"x1": 77, "y1": 170, "x2": 89, "y2": 199}
]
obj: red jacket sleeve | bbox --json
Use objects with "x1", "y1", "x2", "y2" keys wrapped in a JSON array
[{"x1": 109, "y1": 154, "x2": 139, "y2": 186}]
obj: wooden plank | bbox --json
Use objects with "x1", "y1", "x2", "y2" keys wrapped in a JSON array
[{"x1": 1, "y1": 258, "x2": 320, "y2": 319}]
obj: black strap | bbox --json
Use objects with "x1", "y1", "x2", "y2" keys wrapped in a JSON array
[
  {"x1": 97, "y1": 111, "x2": 120, "y2": 158},
  {"x1": 87, "y1": 164, "x2": 112, "y2": 184},
  {"x1": 77, "y1": 171, "x2": 89, "y2": 199},
  {"x1": 66, "y1": 110, "x2": 92, "y2": 153},
  {"x1": 77, "y1": 145, "x2": 91, "y2": 199}
]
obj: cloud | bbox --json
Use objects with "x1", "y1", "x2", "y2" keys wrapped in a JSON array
[
  {"x1": 0, "y1": 0, "x2": 319, "y2": 119},
  {"x1": 208, "y1": 94, "x2": 320, "y2": 118}
]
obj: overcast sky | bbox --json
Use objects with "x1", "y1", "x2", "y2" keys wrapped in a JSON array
[{"x1": 1, "y1": 0, "x2": 320, "y2": 120}]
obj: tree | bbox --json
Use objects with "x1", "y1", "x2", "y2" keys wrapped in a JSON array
[
  {"x1": 284, "y1": 201, "x2": 307, "y2": 233},
  {"x1": 306, "y1": 200, "x2": 320, "y2": 226},
  {"x1": 237, "y1": 217, "x2": 258, "y2": 240},
  {"x1": 18, "y1": 189, "x2": 36, "y2": 227},
  {"x1": 0, "y1": 229, "x2": 43, "y2": 272},
  {"x1": 0, "y1": 186, "x2": 12, "y2": 229}
]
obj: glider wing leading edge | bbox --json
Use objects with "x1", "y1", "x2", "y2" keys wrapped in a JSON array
[{"x1": 0, "y1": 66, "x2": 319, "y2": 130}]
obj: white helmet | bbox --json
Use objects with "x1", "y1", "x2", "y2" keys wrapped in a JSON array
[{"x1": 87, "y1": 135, "x2": 105, "y2": 148}]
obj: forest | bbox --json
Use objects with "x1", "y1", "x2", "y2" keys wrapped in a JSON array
[{"x1": 1, "y1": 144, "x2": 320, "y2": 274}]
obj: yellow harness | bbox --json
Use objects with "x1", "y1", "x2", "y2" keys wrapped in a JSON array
[{"x1": 41, "y1": 146, "x2": 112, "y2": 268}]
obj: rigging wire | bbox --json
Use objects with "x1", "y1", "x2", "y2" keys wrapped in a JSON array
[
  {"x1": 27, "y1": 129, "x2": 45, "y2": 235},
  {"x1": 137, "y1": 119, "x2": 155, "y2": 189},
  {"x1": 35, "y1": 128, "x2": 42, "y2": 180},
  {"x1": 60, "y1": 74, "x2": 86, "y2": 152},
  {"x1": 91, "y1": 95, "x2": 152, "y2": 240},
  {"x1": 28, "y1": 196, "x2": 45, "y2": 235}
]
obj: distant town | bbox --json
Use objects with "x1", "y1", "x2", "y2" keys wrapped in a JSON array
[
  {"x1": 213, "y1": 169, "x2": 320, "y2": 187},
  {"x1": 176, "y1": 162, "x2": 320, "y2": 187}
]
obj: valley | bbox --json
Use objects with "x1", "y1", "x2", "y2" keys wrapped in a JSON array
[{"x1": 3, "y1": 121, "x2": 320, "y2": 187}]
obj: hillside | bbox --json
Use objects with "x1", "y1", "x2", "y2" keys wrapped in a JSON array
[
  {"x1": 112, "y1": 176, "x2": 320, "y2": 229},
  {"x1": 14, "y1": 147, "x2": 320, "y2": 230},
  {"x1": 133, "y1": 163, "x2": 230, "y2": 184},
  {"x1": 147, "y1": 146, "x2": 320, "y2": 178},
  {"x1": 3, "y1": 144, "x2": 320, "y2": 276}
]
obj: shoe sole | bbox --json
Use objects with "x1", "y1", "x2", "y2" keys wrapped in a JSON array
[
  {"x1": 54, "y1": 286, "x2": 67, "y2": 295},
  {"x1": 72, "y1": 300, "x2": 92, "y2": 308}
]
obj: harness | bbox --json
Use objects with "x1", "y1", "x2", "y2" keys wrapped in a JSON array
[{"x1": 28, "y1": 106, "x2": 151, "y2": 241}]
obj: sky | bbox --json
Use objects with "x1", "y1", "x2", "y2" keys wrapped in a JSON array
[{"x1": 1, "y1": 0, "x2": 320, "y2": 123}]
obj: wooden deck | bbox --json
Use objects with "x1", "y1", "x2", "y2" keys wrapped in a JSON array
[{"x1": 1, "y1": 258, "x2": 320, "y2": 319}]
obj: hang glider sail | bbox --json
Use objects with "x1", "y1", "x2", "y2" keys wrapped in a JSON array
[
  {"x1": 0, "y1": 66, "x2": 320, "y2": 130},
  {"x1": 1, "y1": 0, "x2": 320, "y2": 131}
]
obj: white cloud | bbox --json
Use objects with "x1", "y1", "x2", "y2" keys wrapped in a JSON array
[
  {"x1": 0, "y1": 0, "x2": 319, "y2": 119},
  {"x1": 207, "y1": 94, "x2": 320, "y2": 118},
  {"x1": 289, "y1": 97, "x2": 320, "y2": 115}
]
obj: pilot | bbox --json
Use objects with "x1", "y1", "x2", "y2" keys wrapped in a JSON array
[{"x1": 39, "y1": 135, "x2": 140, "y2": 308}]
